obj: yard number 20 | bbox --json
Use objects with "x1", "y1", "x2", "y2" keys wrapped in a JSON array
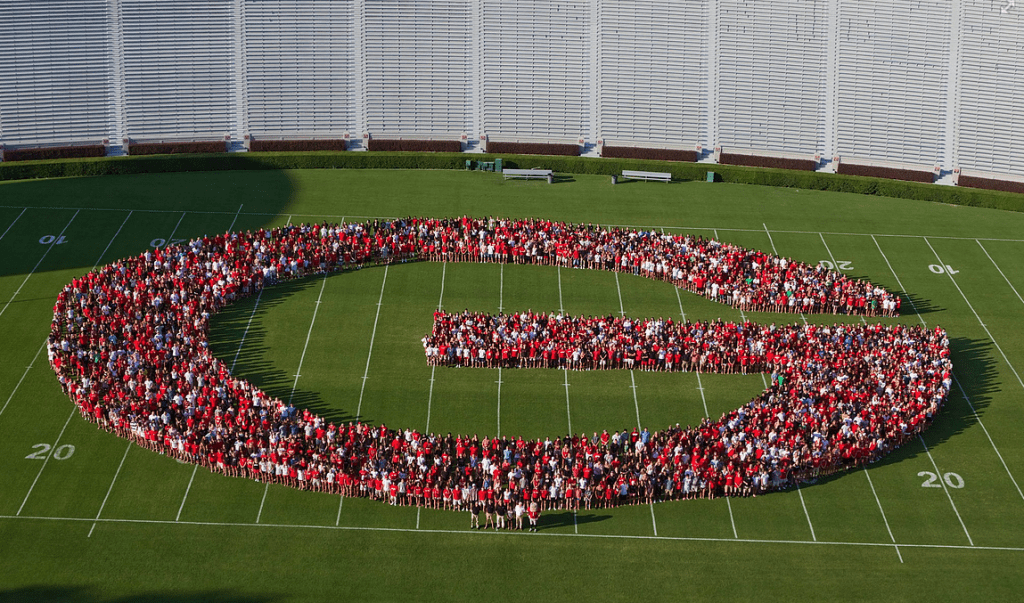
[{"x1": 918, "y1": 470, "x2": 964, "y2": 489}]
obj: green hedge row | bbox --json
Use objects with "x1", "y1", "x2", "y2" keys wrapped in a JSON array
[{"x1": 2, "y1": 150, "x2": 1023, "y2": 213}]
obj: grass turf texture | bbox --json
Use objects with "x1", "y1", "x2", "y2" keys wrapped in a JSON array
[{"x1": 1, "y1": 169, "x2": 1023, "y2": 601}]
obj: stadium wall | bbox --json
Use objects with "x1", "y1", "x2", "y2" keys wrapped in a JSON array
[{"x1": 0, "y1": 0, "x2": 1021, "y2": 182}]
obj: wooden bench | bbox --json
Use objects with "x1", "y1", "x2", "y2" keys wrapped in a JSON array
[
  {"x1": 503, "y1": 168, "x2": 554, "y2": 182},
  {"x1": 613, "y1": 170, "x2": 672, "y2": 184}
]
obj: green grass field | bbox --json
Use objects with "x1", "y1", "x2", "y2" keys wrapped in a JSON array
[{"x1": 2, "y1": 168, "x2": 1024, "y2": 601}]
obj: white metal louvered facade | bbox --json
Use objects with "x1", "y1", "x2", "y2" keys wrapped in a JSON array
[
  {"x1": 0, "y1": 0, "x2": 114, "y2": 146},
  {"x1": 595, "y1": 0, "x2": 707, "y2": 148},
  {"x1": 244, "y1": 0, "x2": 356, "y2": 138},
  {"x1": 480, "y1": 0, "x2": 590, "y2": 142},
  {"x1": 835, "y1": 0, "x2": 950, "y2": 167},
  {"x1": 958, "y1": 0, "x2": 1024, "y2": 177},
  {"x1": 716, "y1": 0, "x2": 828, "y2": 156},
  {"x1": 121, "y1": 0, "x2": 235, "y2": 141},
  {"x1": 364, "y1": 0, "x2": 472, "y2": 138}
]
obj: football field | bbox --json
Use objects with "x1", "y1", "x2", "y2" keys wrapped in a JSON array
[{"x1": 1, "y1": 168, "x2": 1024, "y2": 601}]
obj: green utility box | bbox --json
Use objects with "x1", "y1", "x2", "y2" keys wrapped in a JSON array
[
  {"x1": 466, "y1": 160, "x2": 473, "y2": 170},
  {"x1": 495, "y1": 158, "x2": 503, "y2": 172},
  {"x1": 706, "y1": 171, "x2": 716, "y2": 182}
]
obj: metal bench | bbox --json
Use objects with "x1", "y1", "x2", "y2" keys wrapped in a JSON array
[
  {"x1": 503, "y1": 168, "x2": 554, "y2": 183},
  {"x1": 612, "y1": 170, "x2": 672, "y2": 184}
]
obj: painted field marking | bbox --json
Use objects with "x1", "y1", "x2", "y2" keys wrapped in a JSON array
[
  {"x1": 0, "y1": 342, "x2": 47, "y2": 419},
  {"x1": 0, "y1": 207, "x2": 27, "y2": 243},
  {"x1": 88, "y1": 442, "x2": 132, "y2": 537},
  {"x1": 557, "y1": 266, "x2": 565, "y2": 313},
  {"x1": 425, "y1": 263, "x2": 447, "y2": 435},
  {"x1": 923, "y1": 237, "x2": 1024, "y2": 391},
  {"x1": 355, "y1": 265, "x2": 389, "y2": 420},
  {"x1": 497, "y1": 263, "x2": 503, "y2": 436},
  {"x1": 873, "y1": 235, "x2": 1024, "y2": 504},
  {"x1": 256, "y1": 483, "x2": 269, "y2": 524},
  {"x1": 226, "y1": 204, "x2": 244, "y2": 235},
  {"x1": 614, "y1": 271, "x2": 626, "y2": 316},
  {"x1": 919, "y1": 435, "x2": 973, "y2": 546},
  {"x1": 289, "y1": 275, "x2": 329, "y2": 404},
  {"x1": 629, "y1": 371, "x2": 642, "y2": 430},
  {"x1": 17, "y1": 409, "x2": 76, "y2": 515},
  {"x1": 335, "y1": 495, "x2": 344, "y2": 527},
  {"x1": 976, "y1": 239, "x2": 1024, "y2": 307},
  {"x1": 864, "y1": 468, "x2": 903, "y2": 563},
  {"x1": 230, "y1": 288, "x2": 264, "y2": 372},
  {"x1": 760, "y1": 373, "x2": 816, "y2": 540},
  {"x1": 696, "y1": 371, "x2": 738, "y2": 539},
  {"x1": 177, "y1": 467, "x2": 198, "y2": 522},
  {"x1": 763, "y1": 224, "x2": 808, "y2": 324},
  {"x1": 0, "y1": 210, "x2": 78, "y2": 321},
  {"x1": 11, "y1": 513, "x2": 1001, "y2": 557},
  {"x1": 167, "y1": 211, "x2": 187, "y2": 244}
]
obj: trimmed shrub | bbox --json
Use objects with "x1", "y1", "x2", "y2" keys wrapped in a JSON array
[
  {"x1": 250, "y1": 139, "x2": 346, "y2": 152},
  {"x1": 601, "y1": 146, "x2": 696, "y2": 162},
  {"x1": 837, "y1": 163, "x2": 934, "y2": 183},
  {"x1": 3, "y1": 145, "x2": 106, "y2": 162},
  {"x1": 367, "y1": 139, "x2": 462, "y2": 152},
  {"x1": 957, "y1": 175, "x2": 1024, "y2": 195},
  {"x1": 130, "y1": 141, "x2": 226, "y2": 156},
  {"x1": 719, "y1": 153, "x2": 817, "y2": 172},
  {"x1": 487, "y1": 141, "x2": 579, "y2": 156}
]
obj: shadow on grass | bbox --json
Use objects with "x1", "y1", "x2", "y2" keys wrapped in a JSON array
[
  {"x1": 541, "y1": 510, "x2": 611, "y2": 530},
  {"x1": 0, "y1": 587, "x2": 284, "y2": 603}
]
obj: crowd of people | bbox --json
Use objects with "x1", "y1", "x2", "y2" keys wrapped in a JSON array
[{"x1": 47, "y1": 216, "x2": 946, "y2": 521}]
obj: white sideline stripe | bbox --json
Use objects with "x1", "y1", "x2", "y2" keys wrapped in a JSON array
[
  {"x1": 256, "y1": 484, "x2": 269, "y2": 524},
  {"x1": 696, "y1": 372, "x2": 738, "y2": 539},
  {"x1": 923, "y1": 237, "x2": 1024, "y2": 391},
  {"x1": 873, "y1": 235, "x2": 1024, "y2": 504},
  {"x1": 4, "y1": 205, "x2": 1024, "y2": 243},
  {"x1": 919, "y1": 435, "x2": 973, "y2": 546},
  {"x1": 88, "y1": 442, "x2": 132, "y2": 537},
  {"x1": 9, "y1": 513, "x2": 1014, "y2": 554},
  {"x1": 17, "y1": 409, "x2": 76, "y2": 515},
  {"x1": 230, "y1": 288, "x2": 264, "y2": 372},
  {"x1": 864, "y1": 468, "x2": 903, "y2": 563},
  {"x1": 356, "y1": 265, "x2": 389, "y2": 420},
  {"x1": 226, "y1": 204, "x2": 244, "y2": 234},
  {"x1": 976, "y1": 239, "x2": 1024, "y2": 308},
  {"x1": 177, "y1": 467, "x2": 198, "y2": 522},
  {"x1": 289, "y1": 275, "x2": 329, "y2": 404},
  {"x1": 0, "y1": 341, "x2": 47, "y2": 419},
  {"x1": 0, "y1": 210, "x2": 79, "y2": 321},
  {"x1": 0, "y1": 207, "x2": 27, "y2": 242}
]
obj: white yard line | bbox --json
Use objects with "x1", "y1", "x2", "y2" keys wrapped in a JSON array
[
  {"x1": 0, "y1": 210, "x2": 79, "y2": 321},
  {"x1": 88, "y1": 442, "x2": 132, "y2": 537},
  {"x1": 864, "y1": 468, "x2": 903, "y2": 563},
  {"x1": 795, "y1": 483, "x2": 817, "y2": 542},
  {"x1": 557, "y1": 266, "x2": 565, "y2": 313},
  {"x1": 425, "y1": 263, "x2": 447, "y2": 435},
  {"x1": 976, "y1": 239, "x2": 1024, "y2": 307},
  {"x1": 226, "y1": 203, "x2": 244, "y2": 234},
  {"x1": 919, "y1": 435, "x2": 973, "y2": 546},
  {"x1": 649, "y1": 503, "x2": 659, "y2": 537},
  {"x1": 0, "y1": 207, "x2": 27, "y2": 242},
  {"x1": 17, "y1": 409, "x2": 76, "y2": 515},
  {"x1": 614, "y1": 271, "x2": 626, "y2": 315},
  {"x1": 176, "y1": 467, "x2": 199, "y2": 522},
  {"x1": 697, "y1": 372, "x2": 738, "y2": 538},
  {"x1": 0, "y1": 341, "x2": 47, "y2": 419},
  {"x1": 10, "y1": 513, "x2": 1011, "y2": 554},
  {"x1": 923, "y1": 237, "x2": 1024, "y2": 391},
  {"x1": 417, "y1": 507, "x2": 421, "y2": 529},
  {"x1": 256, "y1": 484, "x2": 269, "y2": 524},
  {"x1": 496, "y1": 368, "x2": 503, "y2": 437},
  {"x1": 763, "y1": 223, "x2": 807, "y2": 324},
  {"x1": 165, "y1": 211, "x2": 187, "y2": 246},
  {"x1": 335, "y1": 496, "x2": 344, "y2": 527},
  {"x1": 498, "y1": 263, "x2": 504, "y2": 312},
  {"x1": 573, "y1": 510, "x2": 578, "y2": 534},
  {"x1": 874, "y1": 235, "x2": 1024, "y2": 503},
  {"x1": 629, "y1": 371, "x2": 642, "y2": 429},
  {"x1": 289, "y1": 275, "x2": 329, "y2": 404},
  {"x1": 820, "y1": 232, "x2": 839, "y2": 268},
  {"x1": 563, "y1": 369, "x2": 572, "y2": 435},
  {"x1": 356, "y1": 265, "x2": 389, "y2": 420},
  {"x1": 230, "y1": 288, "x2": 264, "y2": 372}
]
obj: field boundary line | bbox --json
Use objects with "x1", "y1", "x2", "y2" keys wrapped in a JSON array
[
  {"x1": 864, "y1": 468, "x2": 904, "y2": 563},
  {"x1": 874, "y1": 235, "x2": 1024, "y2": 504},
  {"x1": 923, "y1": 237, "x2": 1024, "y2": 391},
  {"x1": 918, "y1": 435, "x2": 973, "y2": 545},
  {"x1": 7, "y1": 513, "x2": 1017, "y2": 554},
  {"x1": 0, "y1": 210, "x2": 79, "y2": 321},
  {"x1": 17, "y1": 409, "x2": 76, "y2": 515},
  {"x1": 88, "y1": 442, "x2": 132, "y2": 537},
  {"x1": 976, "y1": 239, "x2": 1024, "y2": 307},
  {"x1": 356, "y1": 265, "x2": 389, "y2": 420},
  {"x1": 0, "y1": 207, "x2": 27, "y2": 242},
  {"x1": 289, "y1": 275, "x2": 329, "y2": 404}
]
